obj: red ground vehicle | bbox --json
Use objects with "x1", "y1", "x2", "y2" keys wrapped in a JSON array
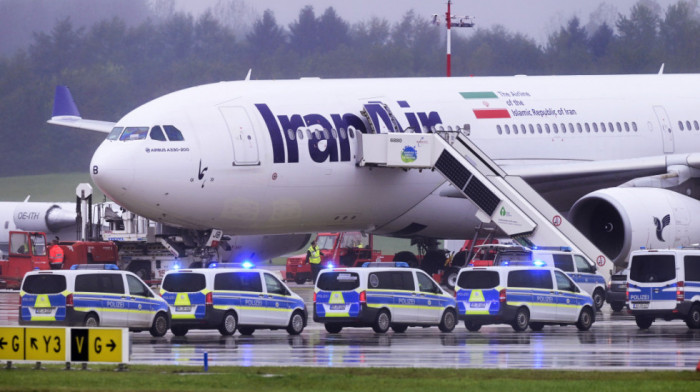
[
  {"x1": 0, "y1": 231, "x2": 118, "y2": 289},
  {"x1": 285, "y1": 232, "x2": 393, "y2": 284}
]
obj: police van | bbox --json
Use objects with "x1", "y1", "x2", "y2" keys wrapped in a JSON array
[
  {"x1": 313, "y1": 265, "x2": 457, "y2": 334},
  {"x1": 491, "y1": 246, "x2": 607, "y2": 310},
  {"x1": 161, "y1": 267, "x2": 307, "y2": 336},
  {"x1": 19, "y1": 266, "x2": 170, "y2": 337},
  {"x1": 455, "y1": 266, "x2": 595, "y2": 332},
  {"x1": 626, "y1": 248, "x2": 700, "y2": 329}
]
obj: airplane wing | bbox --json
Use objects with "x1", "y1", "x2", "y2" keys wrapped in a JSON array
[{"x1": 46, "y1": 85, "x2": 115, "y2": 133}]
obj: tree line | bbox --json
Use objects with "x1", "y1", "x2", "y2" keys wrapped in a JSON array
[{"x1": 1, "y1": 0, "x2": 699, "y2": 177}]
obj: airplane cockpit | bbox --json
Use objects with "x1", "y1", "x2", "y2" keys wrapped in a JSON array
[{"x1": 105, "y1": 125, "x2": 185, "y2": 142}]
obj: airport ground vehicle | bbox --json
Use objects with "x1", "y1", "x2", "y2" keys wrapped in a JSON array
[
  {"x1": 606, "y1": 269, "x2": 628, "y2": 312},
  {"x1": 0, "y1": 230, "x2": 118, "y2": 289},
  {"x1": 313, "y1": 264, "x2": 457, "y2": 334},
  {"x1": 455, "y1": 266, "x2": 595, "y2": 332},
  {"x1": 285, "y1": 232, "x2": 393, "y2": 284},
  {"x1": 627, "y1": 248, "x2": 700, "y2": 329},
  {"x1": 469, "y1": 244, "x2": 607, "y2": 310},
  {"x1": 19, "y1": 266, "x2": 170, "y2": 336},
  {"x1": 161, "y1": 266, "x2": 306, "y2": 336}
]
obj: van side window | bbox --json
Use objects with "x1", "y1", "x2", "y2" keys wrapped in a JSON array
[
  {"x1": 214, "y1": 272, "x2": 263, "y2": 292},
  {"x1": 684, "y1": 255, "x2": 700, "y2": 282},
  {"x1": 508, "y1": 269, "x2": 553, "y2": 289},
  {"x1": 368, "y1": 271, "x2": 414, "y2": 291},
  {"x1": 127, "y1": 275, "x2": 151, "y2": 297},
  {"x1": 264, "y1": 273, "x2": 288, "y2": 296},
  {"x1": 552, "y1": 254, "x2": 574, "y2": 272},
  {"x1": 574, "y1": 255, "x2": 595, "y2": 273},
  {"x1": 555, "y1": 271, "x2": 576, "y2": 292},
  {"x1": 76, "y1": 274, "x2": 125, "y2": 294},
  {"x1": 416, "y1": 271, "x2": 439, "y2": 293}
]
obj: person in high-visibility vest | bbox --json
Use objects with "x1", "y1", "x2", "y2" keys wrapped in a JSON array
[
  {"x1": 48, "y1": 237, "x2": 64, "y2": 269},
  {"x1": 306, "y1": 240, "x2": 324, "y2": 282}
]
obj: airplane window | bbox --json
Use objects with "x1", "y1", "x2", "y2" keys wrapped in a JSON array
[
  {"x1": 306, "y1": 129, "x2": 312, "y2": 139},
  {"x1": 679, "y1": 121, "x2": 684, "y2": 131},
  {"x1": 513, "y1": 125, "x2": 518, "y2": 134},
  {"x1": 592, "y1": 123, "x2": 598, "y2": 133},
  {"x1": 600, "y1": 122, "x2": 606, "y2": 132},
  {"x1": 497, "y1": 125, "x2": 503, "y2": 135},
  {"x1": 315, "y1": 130, "x2": 321, "y2": 140},
  {"x1": 150, "y1": 126, "x2": 167, "y2": 141},
  {"x1": 568, "y1": 123, "x2": 574, "y2": 133},
  {"x1": 119, "y1": 127, "x2": 149, "y2": 141},
  {"x1": 686, "y1": 121, "x2": 692, "y2": 131},
  {"x1": 585, "y1": 123, "x2": 590, "y2": 133},
  {"x1": 536, "y1": 124, "x2": 542, "y2": 134},
  {"x1": 349, "y1": 128, "x2": 355, "y2": 138},
  {"x1": 287, "y1": 129, "x2": 295, "y2": 141},
  {"x1": 322, "y1": 129, "x2": 329, "y2": 139},
  {"x1": 694, "y1": 121, "x2": 699, "y2": 130},
  {"x1": 528, "y1": 124, "x2": 534, "y2": 134},
  {"x1": 164, "y1": 125, "x2": 185, "y2": 141},
  {"x1": 577, "y1": 123, "x2": 582, "y2": 133},
  {"x1": 560, "y1": 123, "x2": 566, "y2": 133},
  {"x1": 608, "y1": 122, "x2": 614, "y2": 132},
  {"x1": 339, "y1": 128, "x2": 347, "y2": 139},
  {"x1": 447, "y1": 125, "x2": 453, "y2": 132},
  {"x1": 332, "y1": 129, "x2": 338, "y2": 139},
  {"x1": 297, "y1": 129, "x2": 304, "y2": 140},
  {"x1": 545, "y1": 124, "x2": 551, "y2": 133},
  {"x1": 505, "y1": 125, "x2": 511, "y2": 134},
  {"x1": 633, "y1": 122, "x2": 639, "y2": 132},
  {"x1": 616, "y1": 122, "x2": 622, "y2": 132},
  {"x1": 625, "y1": 122, "x2": 630, "y2": 132},
  {"x1": 520, "y1": 124, "x2": 526, "y2": 135},
  {"x1": 107, "y1": 127, "x2": 124, "y2": 141},
  {"x1": 552, "y1": 123, "x2": 558, "y2": 133}
]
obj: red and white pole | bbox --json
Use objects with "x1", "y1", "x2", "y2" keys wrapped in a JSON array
[{"x1": 446, "y1": 0, "x2": 452, "y2": 77}]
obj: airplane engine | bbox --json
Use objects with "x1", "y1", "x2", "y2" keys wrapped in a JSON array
[
  {"x1": 223, "y1": 233, "x2": 312, "y2": 263},
  {"x1": 569, "y1": 187, "x2": 700, "y2": 267},
  {"x1": 12, "y1": 203, "x2": 76, "y2": 232}
]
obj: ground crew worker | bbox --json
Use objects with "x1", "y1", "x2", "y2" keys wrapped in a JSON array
[
  {"x1": 48, "y1": 237, "x2": 64, "y2": 269},
  {"x1": 306, "y1": 240, "x2": 324, "y2": 282}
]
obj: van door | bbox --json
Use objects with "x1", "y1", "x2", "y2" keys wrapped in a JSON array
[
  {"x1": 554, "y1": 271, "x2": 580, "y2": 322},
  {"x1": 416, "y1": 271, "x2": 443, "y2": 323},
  {"x1": 262, "y1": 273, "x2": 293, "y2": 326},
  {"x1": 367, "y1": 270, "x2": 415, "y2": 323},
  {"x1": 628, "y1": 254, "x2": 677, "y2": 311},
  {"x1": 75, "y1": 273, "x2": 128, "y2": 327},
  {"x1": 126, "y1": 274, "x2": 156, "y2": 328}
]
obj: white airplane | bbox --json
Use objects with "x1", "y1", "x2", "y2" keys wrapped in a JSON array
[
  {"x1": 0, "y1": 200, "x2": 76, "y2": 255},
  {"x1": 48, "y1": 73, "x2": 700, "y2": 269}
]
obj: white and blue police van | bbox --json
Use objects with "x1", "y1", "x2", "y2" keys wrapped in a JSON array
[
  {"x1": 160, "y1": 266, "x2": 307, "y2": 336},
  {"x1": 19, "y1": 265, "x2": 170, "y2": 337},
  {"x1": 491, "y1": 246, "x2": 607, "y2": 310},
  {"x1": 313, "y1": 263, "x2": 457, "y2": 334},
  {"x1": 455, "y1": 266, "x2": 595, "y2": 332},
  {"x1": 626, "y1": 248, "x2": 700, "y2": 329}
]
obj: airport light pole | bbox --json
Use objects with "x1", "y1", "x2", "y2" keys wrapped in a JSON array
[{"x1": 433, "y1": 0, "x2": 475, "y2": 77}]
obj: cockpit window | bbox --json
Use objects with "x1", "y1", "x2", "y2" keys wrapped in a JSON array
[
  {"x1": 164, "y1": 125, "x2": 184, "y2": 141},
  {"x1": 107, "y1": 127, "x2": 124, "y2": 141},
  {"x1": 119, "y1": 127, "x2": 149, "y2": 141},
  {"x1": 150, "y1": 126, "x2": 167, "y2": 141}
]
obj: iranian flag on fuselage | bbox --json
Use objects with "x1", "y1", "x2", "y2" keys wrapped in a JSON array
[{"x1": 460, "y1": 92, "x2": 511, "y2": 119}]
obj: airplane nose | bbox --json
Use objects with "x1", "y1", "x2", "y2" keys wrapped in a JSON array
[{"x1": 90, "y1": 142, "x2": 134, "y2": 200}]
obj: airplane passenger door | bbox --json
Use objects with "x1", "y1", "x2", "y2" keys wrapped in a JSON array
[
  {"x1": 653, "y1": 106, "x2": 674, "y2": 153},
  {"x1": 219, "y1": 107, "x2": 260, "y2": 166}
]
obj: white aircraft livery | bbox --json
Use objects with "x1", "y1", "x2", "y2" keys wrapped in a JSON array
[{"x1": 48, "y1": 74, "x2": 700, "y2": 267}]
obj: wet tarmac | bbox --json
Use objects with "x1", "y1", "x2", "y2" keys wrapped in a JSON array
[{"x1": 3, "y1": 289, "x2": 699, "y2": 370}]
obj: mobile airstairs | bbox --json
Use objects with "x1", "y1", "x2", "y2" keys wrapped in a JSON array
[{"x1": 357, "y1": 131, "x2": 613, "y2": 279}]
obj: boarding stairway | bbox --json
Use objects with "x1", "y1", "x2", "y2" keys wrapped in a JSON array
[{"x1": 357, "y1": 131, "x2": 613, "y2": 278}]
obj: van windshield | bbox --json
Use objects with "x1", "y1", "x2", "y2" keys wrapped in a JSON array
[
  {"x1": 162, "y1": 273, "x2": 206, "y2": 292},
  {"x1": 317, "y1": 272, "x2": 360, "y2": 291},
  {"x1": 630, "y1": 254, "x2": 675, "y2": 283},
  {"x1": 458, "y1": 270, "x2": 499, "y2": 289},
  {"x1": 22, "y1": 274, "x2": 66, "y2": 294}
]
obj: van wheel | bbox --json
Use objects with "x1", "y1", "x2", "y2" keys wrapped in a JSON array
[
  {"x1": 238, "y1": 326, "x2": 255, "y2": 336},
  {"x1": 592, "y1": 289, "x2": 605, "y2": 311},
  {"x1": 287, "y1": 311, "x2": 305, "y2": 335},
  {"x1": 294, "y1": 275, "x2": 306, "y2": 285},
  {"x1": 576, "y1": 307, "x2": 594, "y2": 331},
  {"x1": 171, "y1": 326, "x2": 188, "y2": 337},
  {"x1": 512, "y1": 307, "x2": 529, "y2": 332},
  {"x1": 84, "y1": 314, "x2": 99, "y2": 327},
  {"x1": 372, "y1": 309, "x2": 391, "y2": 333},
  {"x1": 464, "y1": 319, "x2": 481, "y2": 332},
  {"x1": 438, "y1": 309, "x2": 456, "y2": 332},
  {"x1": 324, "y1": 324, "x2": 342, "y2": 334},
  {"x1": 685, "y1": 304, "x2": 700, "y2": 329},
  {"x1": 635, "y1": 316, "x2": 653, "y2": 329},
  {"x1": 610, "y1": 302, "x2": 624, "y2": 312},
  {"x1": 529, "y1": 322, "x2": 544, "y2": 331},
  {"x1": 391, "y1": 324, "x2": 408, "y2": 333},
  {"x1": 218, "y1": 311, "x2": 237, "y2": 336},
  {"x1": 150, "y1": 312, "x2": 169, "y2": 337}
]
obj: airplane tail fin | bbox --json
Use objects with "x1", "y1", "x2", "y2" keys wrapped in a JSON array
[{"x1": 52, "y1": 85, "x2": 81, "y2": 118}]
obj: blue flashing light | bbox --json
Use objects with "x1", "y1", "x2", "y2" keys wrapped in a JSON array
[
  {"x1": 560, "y1": 246, "x2": 572, "y2": 252},
  {"x1": 326, "y1": 262, "x2": 335, "y2": 270},
  {"x1": 533, "y1": 260, "x2": 546, "y2": 267},
  {"x1": 501, "y1": 261, "x2": 509, "y2": 266},
  {"x1": 640, "y1": 246, "x2": 646, "y2": 250},
  {"x1": 531, "y1": 246, "x2": 539, "y2": 250},
  {"x1": 208, "y1": 263, "x2": 218, "y2": 268},
  {"x1": 70, "y1": 264, "x2": 119, "y2": 270},
  {"x1": 242, "y1": 261, "x2": 254, "y2": 269}
]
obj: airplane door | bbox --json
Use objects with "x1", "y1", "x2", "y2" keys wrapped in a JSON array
[
  {"x1": 219, "y1": 107, "x2": 260, "y2": 165},
  {"x1": 653, "y1": 106, "x2": 674, "y2": 153}
]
